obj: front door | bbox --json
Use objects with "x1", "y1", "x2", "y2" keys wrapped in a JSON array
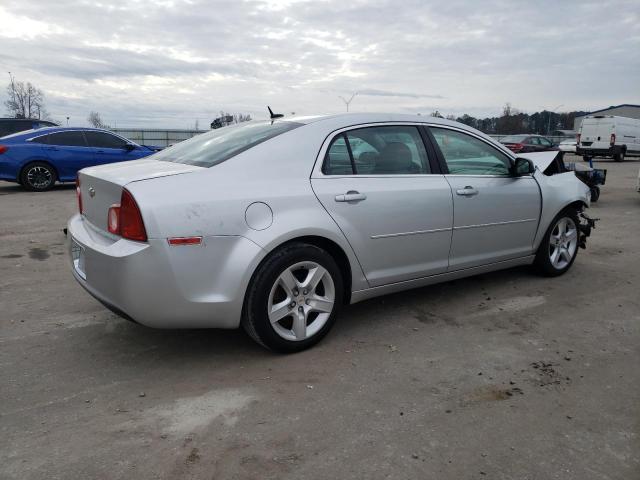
[
  {"x1": 84, "y1": 131, "x2": 145, "y2": 166},
  {"x1": 429, "y1": 126, "x2": 541, "y2": 271},
  {"x1": 311, "y1": 125, "x2": 453, "y2": 287}
]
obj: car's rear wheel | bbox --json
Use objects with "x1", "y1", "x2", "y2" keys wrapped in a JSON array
[
  {"x1": 20, "y1": 162, "x2": 56, "y2": 191},
  {"x1": 534, "y1": 208, "x2": 580, "y2": 277},
  {"x1": 242, "y1": 242, "x2": 343, "y2": 352}
]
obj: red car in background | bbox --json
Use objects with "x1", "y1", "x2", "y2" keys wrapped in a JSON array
[{"x1": 500, "y1": 134, "x2": 559, "y2": 154}]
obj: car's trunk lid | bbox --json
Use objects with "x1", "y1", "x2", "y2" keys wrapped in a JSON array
[{"x1": 78, "y1": 159, "x2": 203, "y2": 232}]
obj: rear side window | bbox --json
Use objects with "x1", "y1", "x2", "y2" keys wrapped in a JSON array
[
  {"x1": 48, "y1": 131, "x2": 87, "y2": 147},
  {"x1": 85, "y1": 131, "x2": 128, "y2": 149},
  {"x1": 155, "y1": 120, "x2": 303, "y2": 167},
  {"x1": 323, "y1": 135, "x2": 353, "y2": 175},
  {"x1": 431, "y1": 127, "x2": 511, "y2": 176},
  {"x1": 323, "y1": 125, "x2": 431, "y2": 175},
  {"x1": 30, "y1": 134, "x2": 49, "y2": 144}
]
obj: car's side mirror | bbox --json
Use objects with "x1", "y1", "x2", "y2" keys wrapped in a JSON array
[
  {"x1": 124, "y1": 143, "x2": 136, "y2": 151},
  {"x1": 512, "y1": 157, "x2": 535, "y2": 176}
]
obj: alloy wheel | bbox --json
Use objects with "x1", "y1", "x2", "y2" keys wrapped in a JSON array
[
  {"x1": 26, "y1": 166, "x2": 53, "y2": 189},
  {"x1": 548, "y1": 217, "x2": 578, "y2": 270},
  {"x1": 267, "y1": 261, "x2": 335, "y2": 341}
]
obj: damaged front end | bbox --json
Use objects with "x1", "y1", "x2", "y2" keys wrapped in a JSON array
[{"x1": 525, "y1": 151, "x2": 607, "y2": 203}]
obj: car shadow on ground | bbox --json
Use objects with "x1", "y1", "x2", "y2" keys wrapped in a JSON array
[
  {"x1": 0, "y1": 182, "x2": 75, "y2": 195},
  {"x1": 69, "y1": 265, "x2": 541, "y2": 374}
]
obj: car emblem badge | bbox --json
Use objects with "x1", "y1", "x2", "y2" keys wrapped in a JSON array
[{"x1": 89, "y1": 187, "x2": 96, "y2": 198}]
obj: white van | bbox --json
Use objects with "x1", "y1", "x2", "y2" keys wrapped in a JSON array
[{"x1": 577, "y1": 115, "x2": 640, "y2": 162}]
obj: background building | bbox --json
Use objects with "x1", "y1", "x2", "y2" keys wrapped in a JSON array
[{"x1": 574, "y1": 104, "x2": 640, "y2": 130}]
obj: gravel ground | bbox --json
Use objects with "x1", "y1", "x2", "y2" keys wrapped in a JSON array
[{"x1": 1, "y1": 155, "x2": 639, "y2": 479}]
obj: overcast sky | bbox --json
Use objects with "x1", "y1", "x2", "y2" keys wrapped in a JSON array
[{"x1": 1, "y1": 0, "x2": 638, "y2": 128}]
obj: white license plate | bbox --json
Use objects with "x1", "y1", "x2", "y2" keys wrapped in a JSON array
[{"x1": 71, "y1": 239, "x2": 86, "y2": 279}]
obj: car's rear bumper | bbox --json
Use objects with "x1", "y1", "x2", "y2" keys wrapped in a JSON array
[
  {"x1": 576, "y1": 145, "x2": 623, "y2": 157},
  {"x1": 67, "y1": 214, "x2": 265, "y2": 329}
]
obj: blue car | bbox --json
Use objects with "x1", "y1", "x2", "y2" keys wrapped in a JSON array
[{"x1": 0, "y1": 127, "x2": 157, "y2": 191}]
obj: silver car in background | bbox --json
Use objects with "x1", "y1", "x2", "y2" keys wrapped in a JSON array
[{"x1": 68, "y1": 113, "x2": 594, "y2": 352}]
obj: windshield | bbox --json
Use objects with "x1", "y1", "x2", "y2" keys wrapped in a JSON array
[
  {"x1": 154, "y1": 120, "x2": 302, "y2": 167},
  {"x1": 500, "y1": 135, "x2": 528, "y2": 143}
]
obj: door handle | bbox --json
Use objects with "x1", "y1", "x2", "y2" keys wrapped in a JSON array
[
  {"x1": 456, "y1": 186, "x2": 478, "y2": 196},
  {"x1": 335, "y1": 191, "x2": 367, "y2": 203}
]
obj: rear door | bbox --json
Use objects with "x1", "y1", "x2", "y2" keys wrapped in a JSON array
[
  {"x1": 429, "y1": 126, "x2": 541, "y2": 270},
  {"x1": 84, "y1": 131, "x2": 147, "y2": 165},
  {"x1": 311, "y1": 124, "x2": 453, "y2": 287},
  {"x1": 42, "y1": 131, "x2": 95, "y2": 180}
]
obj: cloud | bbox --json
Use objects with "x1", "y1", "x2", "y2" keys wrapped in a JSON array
[
  {"x1": 358, "y1": 89, "x2": 444, "y2": 99},
  {"x1": 0, "y1": 0, "x2": 638, "y2": 128}
]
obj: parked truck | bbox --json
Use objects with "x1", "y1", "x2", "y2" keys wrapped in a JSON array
[{"x1": 577, "y1": 115, "x2": 640, "y2": 162}]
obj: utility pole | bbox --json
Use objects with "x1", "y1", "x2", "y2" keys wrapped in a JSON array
[
  {"x1": 541, "y1": 104, "x2": 564, "y2": 135},
  {"x1": 66, "y1": 116, "x2": 69, "y2": 126},
  {"x1": 338, "y1": 92, "x2": 358, "y2": 112}
]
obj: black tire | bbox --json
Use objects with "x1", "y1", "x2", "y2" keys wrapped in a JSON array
[
  {"x1": 534, "y1": 208, "x2": 580, "y2": 277},
  {"x1": 20, "y1": 162, "x2": 56, "y2": 191},
  {"x1": 613, "y1": 151, "x2": 624, "y2": 162},
  {"x1": 590, "y1": 186, "x2": 600, "y2": 203},
  {"x1": 242, "y1": 242, "x2": 344, "y2": 353},
  {"x1": 582, "y1": 155, "x2": 591, "y2": 162}
]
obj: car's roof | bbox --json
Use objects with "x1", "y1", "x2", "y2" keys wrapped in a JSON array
[
  {"x1": 0, "y1": 126, "x2": 122, "y2": 142},
  {"x1": 287, "y1": 112, "x2": 463, "y2": 128},
  {"x1": 0, "y1": 117, "x2": 56, "y2": 122}
]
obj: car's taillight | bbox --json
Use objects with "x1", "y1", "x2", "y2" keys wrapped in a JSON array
[
  {"x1": 76, "y1": 177, "x2": 83, "y2": 214},
  {"x1": 0, "y1": 145, "x2": 8, "y2": 154},
  {"x1": 610, "y1": 133, "x2": 615, "y2": 145},
  {"x1": 106, "y1": 189, "x2": 147, "y2": 242},
  {"x1": 511, "y1": 143, "x2": 524, "y2": 152}
]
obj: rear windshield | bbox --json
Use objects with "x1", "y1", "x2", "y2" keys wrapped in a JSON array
[
  {"x1": 500, "y1": 135, "x2": 528, "y2": 143},
  {"x1": 154, "y1": 120, "x2": 302, "y2": 167}
]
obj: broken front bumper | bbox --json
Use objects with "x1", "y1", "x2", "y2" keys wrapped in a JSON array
[{"x1": 578, "y1": 211, "x2": 598, "y2": 249}]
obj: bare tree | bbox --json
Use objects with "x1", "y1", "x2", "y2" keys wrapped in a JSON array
[
  {"x1": 87, "y1": 111, "x2": 109, "y2": 129},
  {"x1": 5, "y1": 73, "x2": 49, "y2": 119}
]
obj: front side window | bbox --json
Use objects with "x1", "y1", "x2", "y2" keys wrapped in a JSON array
[
  {"x1": 540, "y1": 137, "x2": 553, "y2": 147},
  {"x1": 430, "y1": 127, "x2": 511, "y2": 176},
  {"x1": 528, "y1": 137, "x2": 541, "y2": 145},
  {"x1": 48, "y1": 131, "x2": 87, "y2": 147},
  {"x1": 85, "y1": 131, "x2": 128, "y2": 149},
  {"x1": 155, "y1": 120, "x2": 302, "y2": 168},
  {"x1": 323, "y1": 125, "x2": 431, "y2": 175}
]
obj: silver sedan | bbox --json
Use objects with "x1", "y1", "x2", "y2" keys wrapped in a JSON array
[{"x1": 68, "y1": 113, "x2": 593, "y2": 352}]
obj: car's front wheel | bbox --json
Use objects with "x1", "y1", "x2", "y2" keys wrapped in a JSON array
[
  {"x1": 20, "y1": 162, "x2": 56, "y2": 191},
  {"x1": 534, "y1": 208, "x2": 580, "y2": 277},
  {"x1": 242, "y1": 242, "x2": 343, "y2": 352}
]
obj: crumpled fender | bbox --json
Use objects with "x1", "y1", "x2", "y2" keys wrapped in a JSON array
[{"x1": 532, "y1": 168, "x2": 591, "y2": 250}]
